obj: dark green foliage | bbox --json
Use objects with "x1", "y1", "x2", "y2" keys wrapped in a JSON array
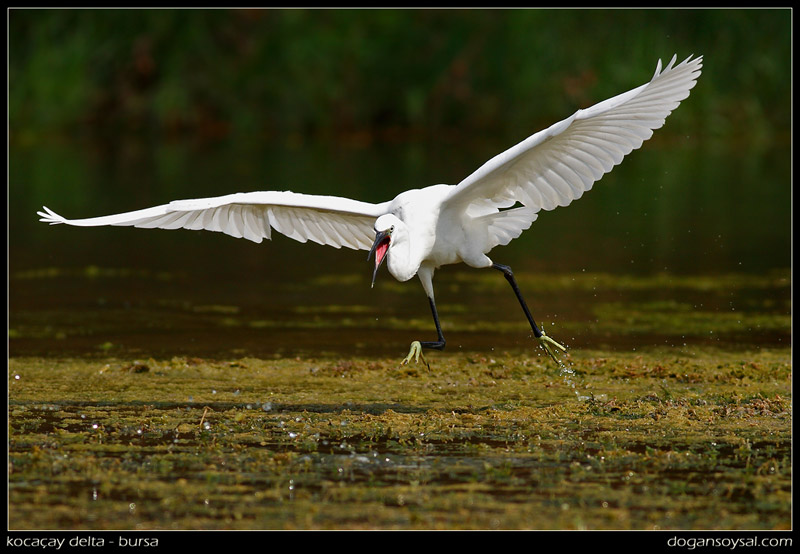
[{"x1": 9, "y1": 9, "x2": 791, "y2": 142}]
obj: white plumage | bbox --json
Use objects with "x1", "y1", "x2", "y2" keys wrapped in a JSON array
[
  {"x1": 39, "y1": 54, "x2": 702, "y2": 364},
  {"x1": 39, "y1": 191, "x2": 388, "y2": 250}
]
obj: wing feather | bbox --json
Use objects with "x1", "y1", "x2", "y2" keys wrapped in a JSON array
[
  {"x1": 37, "y1": 191, "x2": 390, "y2": 251},
  {"x1": 444, "y1": 54, "x2": 702, "y2": 247}
]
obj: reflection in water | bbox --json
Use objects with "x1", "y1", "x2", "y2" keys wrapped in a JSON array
[{"x1": 9, "y1": 133, "x2": 790, "y2": 358}]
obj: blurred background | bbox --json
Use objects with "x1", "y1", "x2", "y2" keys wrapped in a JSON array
[{"x1": 8, "y1": 8, "x2": 791, "y2": 357}]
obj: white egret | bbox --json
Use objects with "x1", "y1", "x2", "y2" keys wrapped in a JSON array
[{"x1": 38, "y1": 54, "x2": 702, "y2": 365}]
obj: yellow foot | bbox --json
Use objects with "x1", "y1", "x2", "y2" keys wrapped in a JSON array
[
  {"x1": 537, "y1": 330, "x2": 568, "y2": 365},
  {"x1": 401, "y1": 341, "x2": 430, "y2": 371}
]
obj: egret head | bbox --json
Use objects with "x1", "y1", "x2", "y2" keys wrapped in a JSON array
[{"x1": 367, "y1": 214, "x2": 401, "y2": 288}]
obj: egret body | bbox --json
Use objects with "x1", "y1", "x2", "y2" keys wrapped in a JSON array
[{"x1": 38, "y1": 55, "x2": 702, "y2": 365}]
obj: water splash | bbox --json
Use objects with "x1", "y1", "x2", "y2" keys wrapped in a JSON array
[{"x1": 552, "y1": 349, "x2": 590, "y2": 402}]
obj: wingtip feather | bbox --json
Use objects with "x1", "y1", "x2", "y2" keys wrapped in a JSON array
[
  {"x1": 653, "y1": 58, "x2": 663, "y2": 79},
  {"x1": 655, "y1": 53, "x2": 703, "y2": 80},
  {"x1": 37, "y1": 206, "x2": 67, "y2": 225}
]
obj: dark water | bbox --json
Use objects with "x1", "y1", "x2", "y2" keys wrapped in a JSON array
[{"x1": 8, "y1": 132, "x2": 791, "y2": 358}]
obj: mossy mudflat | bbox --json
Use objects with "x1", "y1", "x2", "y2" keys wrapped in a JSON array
[{"x1": 9, "y1": 345, "x2": 790, "y2": 530}]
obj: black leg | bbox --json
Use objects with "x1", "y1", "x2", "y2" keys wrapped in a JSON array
[
  {"x1": 492, "y1": 263, "x2": 543, "y2": 338},
  {"x1": 401, "y1": 296, "x2": 445, "y2": 367},
  {"x1": 493, "y1": 263, "x2": 567, "y2": 363},
  {"x1": 420, "y1": 296, "x2": 446, "y2": 350}
]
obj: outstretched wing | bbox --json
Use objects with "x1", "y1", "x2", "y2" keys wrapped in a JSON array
[
  {"x1": 444, "y1": 54, "x2": 703, "y2": 245},
  {"x1": 38, "y1": 191, "x2": 391, "y2": 251}
]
